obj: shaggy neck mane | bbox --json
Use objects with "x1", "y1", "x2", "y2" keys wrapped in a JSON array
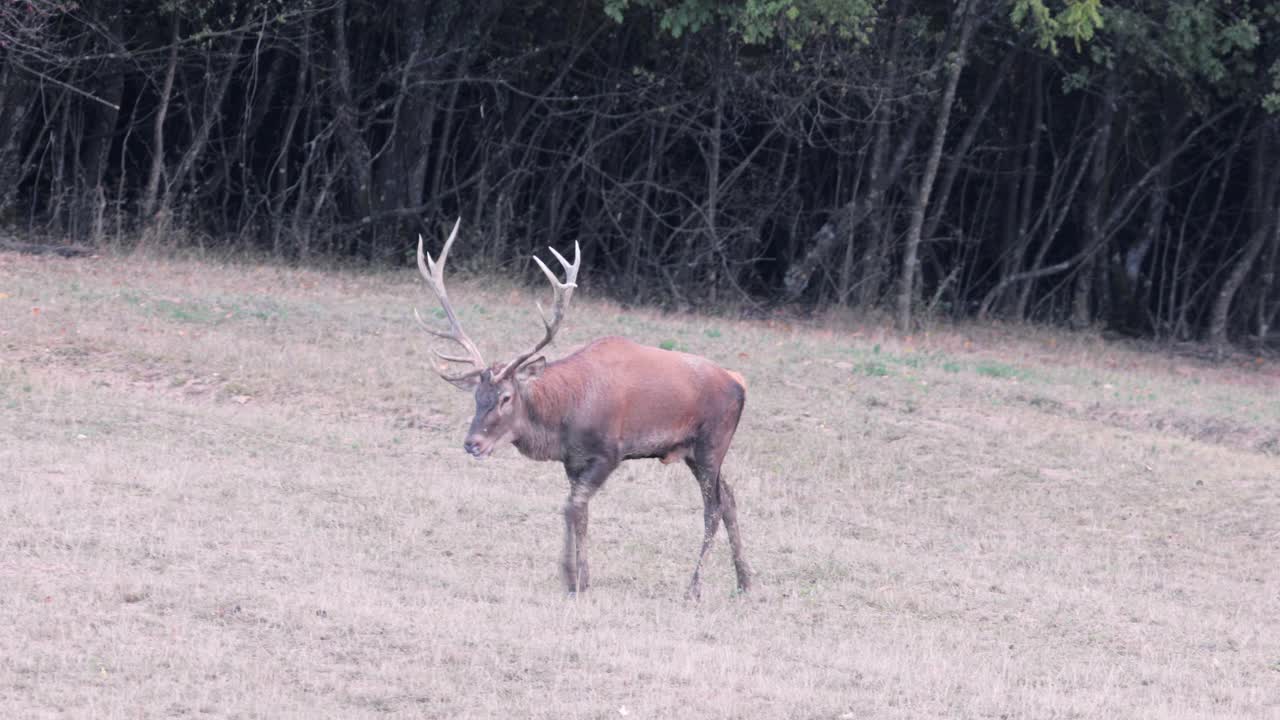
[{"x1": 514, "y1": 355, "x2": 590, "y2": 461}]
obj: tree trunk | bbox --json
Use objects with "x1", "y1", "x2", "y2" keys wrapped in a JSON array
[
  {"x1": 153, "y1": 33, "x2": 245, "y2": 231},
  {"x1": 895, "y1": 0, "x2": 975, "y2": 331},
  {"x1": 1070, "y1": 71, "x2": 1119, "y2": 330},
  {"x1": 706, "y1": 46, "x2": 723, "y2": 263},
  {"x1": 141, "y1": 15, "x2": 180, "y2": 221},
  {"x1": 404, "y1": 0, "x2": 459, "y2": 226},
  {"x1": 1208, "y1": 123, "x2": 1279, "y2": 352},
  {"x1": 331, "y1": 0, "x2": 375, "y2": 254},
  {"x1": 1110, "y1": 90, "x2": 1183, "y2": 334},
  {"x1": 1006, "y1": 57, "x2": 1044, "y2": 319},
  {"x1": 367, "y1": 0, "x2": 433, "y2": 253},
  {"x1": 270, "y1": 15, "x2": 312, "y2": 257},
  {"x1": 45, "y1": 101, "x2": 67, "y2": 230},
  {"x1": 1258, "y1": 205, "x2": 1280, "y2": 342},
  {"x1": 77, "y1": 7, "x2": 124, "y2": 243},
  {"x1": 921, "y1": 42, "x2": 1018, "y2": 244},
  {"x1": 0, "y1": 62, "x2": 37, "y2": 216},
  {"x1": 837, "y1": 143, "x2": 866, "y2": 305}
]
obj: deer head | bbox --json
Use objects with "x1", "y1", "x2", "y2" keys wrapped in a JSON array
[{"x1": 414, "y1": 219, "x2": 580, "y2": 458}]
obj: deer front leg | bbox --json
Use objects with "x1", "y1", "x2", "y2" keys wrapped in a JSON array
[
  {"x1": 560, "y1": 455, "x2": 614, "y2": 594},
  {"x1": 561, "y1": 491, "x2": 591, "y2": 592}
]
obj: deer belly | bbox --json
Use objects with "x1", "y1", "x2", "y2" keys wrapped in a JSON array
[
  {"x1": 618, "y1": 427, "x2": 694, "y2": 464},
  {"x1": 619, "y1": 442, "x2": 689, "y2": 464}
]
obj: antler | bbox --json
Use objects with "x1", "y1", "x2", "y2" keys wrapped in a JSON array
[
  {"x1": 415, "y1": 218, "x2": 487, "y2": 380},
  {"x1": 494, "y1": 242, "x2": 581, "y2": 381}
]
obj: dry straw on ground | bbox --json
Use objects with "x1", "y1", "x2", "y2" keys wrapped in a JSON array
[{"x1": 1, "y1": 250, "x2": 1277, "y2": 718}]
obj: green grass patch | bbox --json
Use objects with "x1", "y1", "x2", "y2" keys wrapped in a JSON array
[
  {"x1": 890, "y1": 354, "x2": 924, "y2": 369},
  {"x1": 154, "y1": 299, "x2": 220, "y2": 324},
  {"x1": 975, "y1": 361, "x2": 1021, "y2": 379},
  {"x1": 842, "y1": 345, "x2": 938, "y2": 373},
  {"x1": 859, "y1": 360, "x2": 891, "y2": 377},
  {"x1": 120, "y1": 290, "x2": 288, "y2": 325}
]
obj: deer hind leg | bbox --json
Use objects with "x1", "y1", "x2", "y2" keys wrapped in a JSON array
[
  {"x1": 687, "y1": 408, "x2": 751, "y2": 598},
  {"x1": 561, "y1": 455, "x2": 615, "y2": 594},
  {"x1": 685, "y1": 458, "x2": 724, "y2": 601},
  {"x1": 718, "y1": 477, "x2": 752, "y2": 593}
]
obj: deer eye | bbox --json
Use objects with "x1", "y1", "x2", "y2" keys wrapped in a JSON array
[{"x1": 498, "y1": 394, "x2": 512, "y2": 408}]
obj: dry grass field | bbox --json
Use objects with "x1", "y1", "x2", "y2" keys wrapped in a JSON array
[{"x1": 2, "y1": 248, "x2": 1278, "y2": 719}]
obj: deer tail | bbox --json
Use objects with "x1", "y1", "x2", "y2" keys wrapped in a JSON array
[{"x1": 727, "y1": 370, "x2": 747, "y2": 392}]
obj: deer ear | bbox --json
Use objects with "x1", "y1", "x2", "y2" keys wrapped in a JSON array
[
  {"x1": 442, "y1": 368, "x2": 484, "y2": 391},
  {"x1": 516, "y1": 356, "x2": 547, "y2": 382}
]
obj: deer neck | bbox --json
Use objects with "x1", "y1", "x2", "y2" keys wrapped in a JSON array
[{"x1": 511, "y1": 380, "x2": 565, "y2": 462}]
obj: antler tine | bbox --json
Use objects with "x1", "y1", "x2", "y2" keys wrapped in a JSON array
[
  {"x1": 496, "y1": 241, "x2": 582, "y2": 382},
  {"x1": 435, "y1": 364, "x2": 484, "y2": 384},
  {"x1": 433, "y1": 349, "x2": 476, "y2": 364},
  {"x1": 413, "y1": 307, "x2": 456, "y2": 341},
  {"x1": 413, "y1": 218, "x2": 487, "y2": 375},
  {"x1": 549, "y1": 241, "x2": 581, "y2": 278}
]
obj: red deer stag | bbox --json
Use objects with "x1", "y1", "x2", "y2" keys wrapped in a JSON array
[{"x1": 414, "y1": 219, "x2": 751, "y2": 598}]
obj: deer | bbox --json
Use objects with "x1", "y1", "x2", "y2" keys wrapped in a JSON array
[{"x1": 413, "y1": 219, "x2": 752, "y2": 599}]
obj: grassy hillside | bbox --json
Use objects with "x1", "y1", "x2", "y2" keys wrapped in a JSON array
[{"x1": 1, "y1": 250, "x2": 1277, "y2": 718}]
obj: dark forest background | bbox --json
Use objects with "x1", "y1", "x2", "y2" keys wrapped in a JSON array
[{"x1": 2, "y1": 0, "x2": 1278, "y2": 349}]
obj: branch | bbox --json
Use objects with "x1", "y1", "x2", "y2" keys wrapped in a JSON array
[{"x1": 12, "y1": 59, "x2": 120, "y2": 110}]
